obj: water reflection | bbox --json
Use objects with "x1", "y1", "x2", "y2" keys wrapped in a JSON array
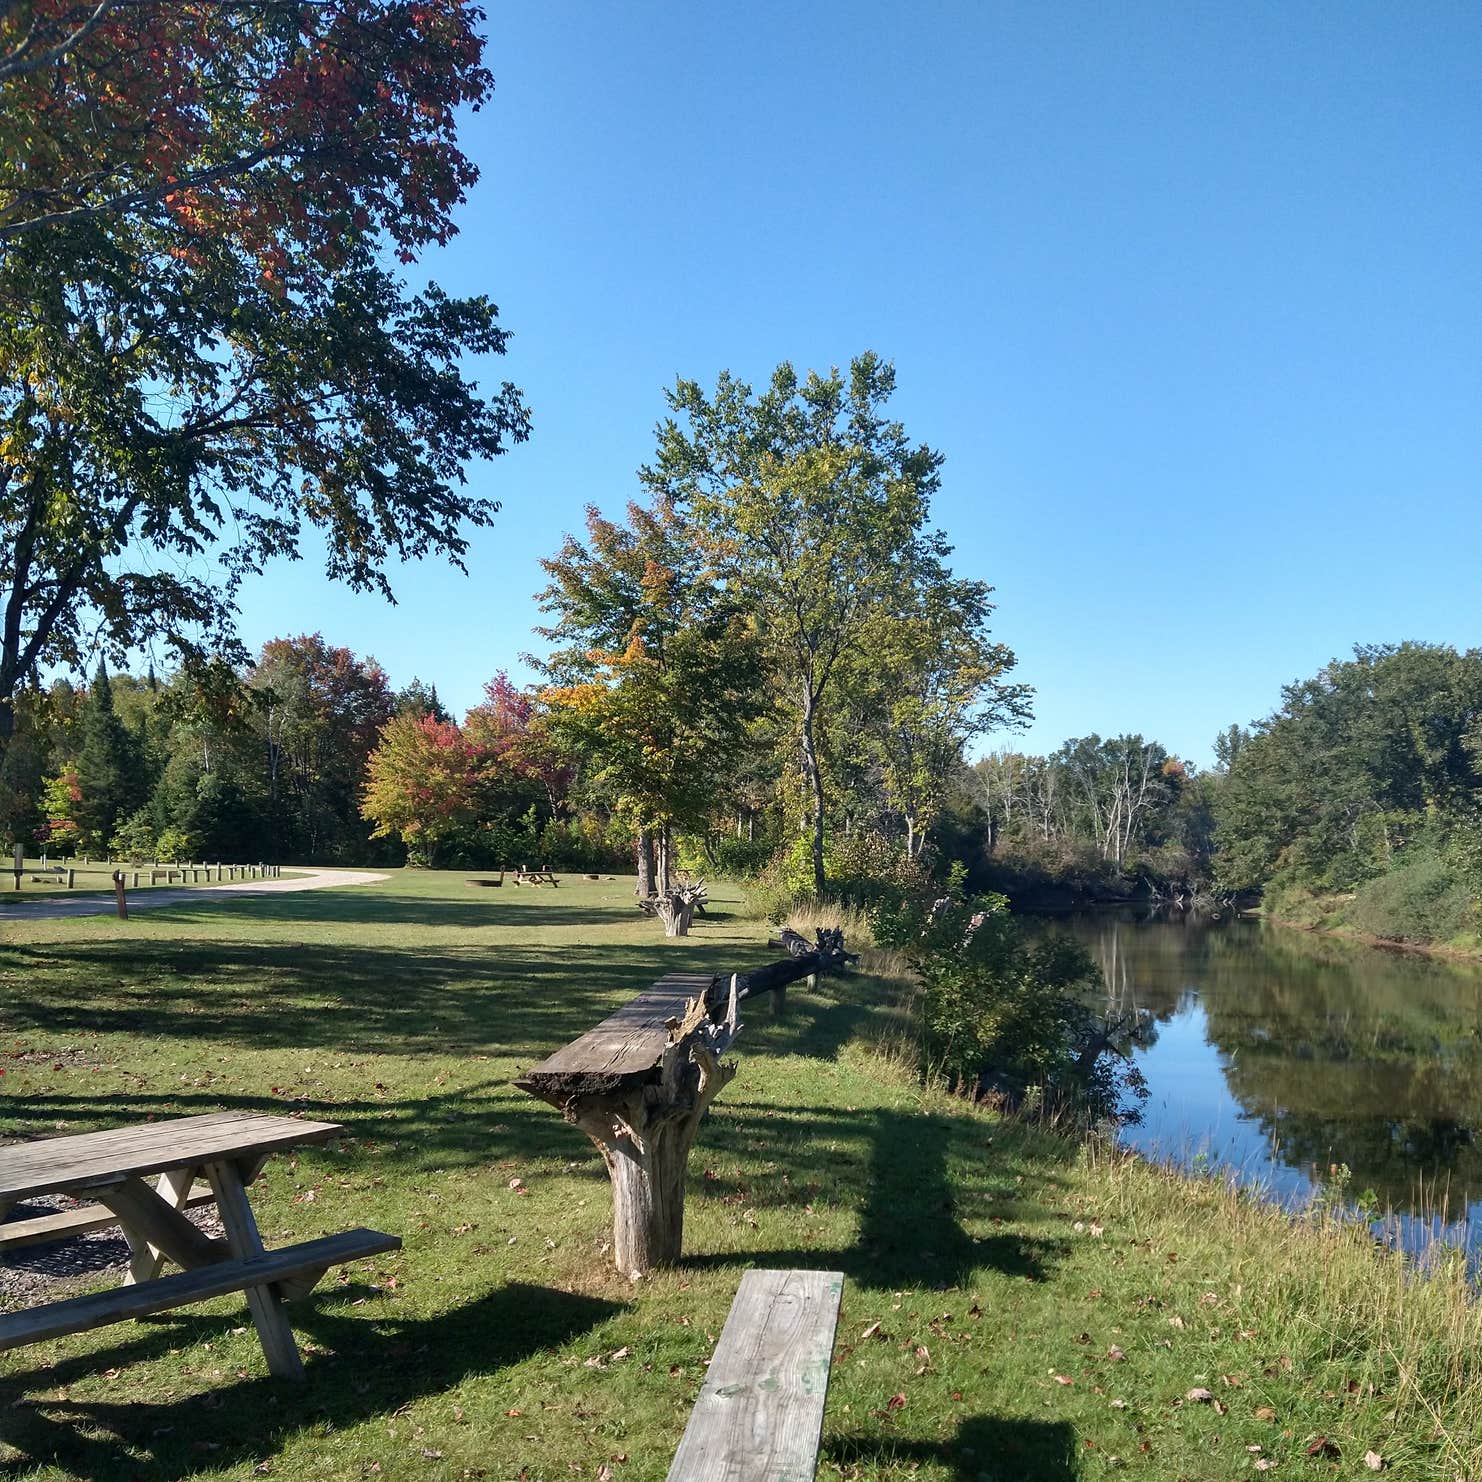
[{"x1": 1056, "y1": 913, "x2": 1482, "y2": 1258}]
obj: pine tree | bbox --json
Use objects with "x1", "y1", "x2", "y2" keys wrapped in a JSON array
[{"x1": 74, "y1": 660, "x2": 142, "y2": 852}]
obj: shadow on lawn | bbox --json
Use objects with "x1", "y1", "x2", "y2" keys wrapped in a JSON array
[
  {"x1": 139, "y1": 890, "x2": 652, "y2": 931},
  {"x1": 687, "y1": 1105, "x2": 1071, "y2": 1291},
  {"x1": 825, "y1": 1415, "x2": 1080, "y2": 1480},
  {"x1": 0, "y1": 1282, "x2": 622, "y2": 1481}
]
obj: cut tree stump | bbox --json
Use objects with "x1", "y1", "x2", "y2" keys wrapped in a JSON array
[{"x1": 515, "y1": 932, "x2": 854, "y2": 1276}]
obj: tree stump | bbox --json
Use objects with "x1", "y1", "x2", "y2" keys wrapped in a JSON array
[
  {"x1": 517, "y1": 974, "x2": 739, "y2": 1276},
  {"x1": 515, "y1": 935, "x2": 855, "y2": 1277},
  {"x1": 653, "y1": 892, "x2": 696, "y2": 937}
]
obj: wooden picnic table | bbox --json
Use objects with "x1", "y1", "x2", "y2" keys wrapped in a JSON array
[{"x1": 0, "y1": 1111, "x2": 400, "y2": 1381}]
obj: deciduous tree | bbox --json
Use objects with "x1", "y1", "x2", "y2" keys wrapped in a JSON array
[
  {"x1": 0, "y1": 0, "x2": 528, "y2": 771},
  {"x1": 643, "y1": 353, "x2": 1022, "y2": 893},
  {"x1": 360, "y1": 711, "x2": 478, "y2": 865}
]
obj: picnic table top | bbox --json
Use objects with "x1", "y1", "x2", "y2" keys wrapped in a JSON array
[
  {"x1": 0, "y1": 1110, "x2": 342, "y2": 1202},
  {"x1": 517, "y1": 971, "x2": 718, "y2": 1090}
]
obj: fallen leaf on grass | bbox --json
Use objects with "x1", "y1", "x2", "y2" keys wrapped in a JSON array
[
  {"x1": 1364, "y1": 1452, "x2": 1384, "y2": 1472},
  {"x1": 1254, "y1": 1406, "x2": 1277, "y2": 1422},
  {"x1": 886, "y1": 1392, "x2": 906, "y2": 1411},
  {"x1": 1053, "y1": 1375, "x2": 1074, "y2": 1386},
  {"x1": 860, "y1": 1321, "x2": 883, "y2": 1341},
  {"x1": 1306, "y1": 1437, "x2": 1339, "y2": 1459},
  {"x1": 1107, "y1": 1346, "x2": 1126, "y2": 1362},
  {"x1": 1186, "y1": 1388, "x2": 1214, "y2": 1404},
  {"x1": 1254, "y1": 1460, "x2": 1276, "y2": 1472}
]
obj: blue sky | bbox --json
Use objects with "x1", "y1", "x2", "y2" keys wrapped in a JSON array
[{"x1": 231, "y1": 1, "x2": 1482, "y2": 767}]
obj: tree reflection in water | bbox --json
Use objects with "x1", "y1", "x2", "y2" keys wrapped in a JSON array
[{"x1": 1052, "y1": 912, "x2": 1482, "y2": 1257}]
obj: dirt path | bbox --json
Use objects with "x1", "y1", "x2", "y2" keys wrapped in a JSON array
[{"x1": 0, "y1": 866, "x2": 389, "y2": 921}]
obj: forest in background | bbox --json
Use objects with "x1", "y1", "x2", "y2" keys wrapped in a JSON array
[{"x1": 1, "y1": 332, "x2": 1477, "y2": 949}]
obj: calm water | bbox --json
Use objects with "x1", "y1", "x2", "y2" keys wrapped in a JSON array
[{"x1": 1057, "y1": 914, "x2": 1482, "y2": 1261}]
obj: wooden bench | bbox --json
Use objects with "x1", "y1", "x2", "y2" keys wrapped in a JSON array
[
  {"x1": 668, "y1": 1269, "x2": 844, "y2": 1482},
  {"x1": 516, "y1": 932, "x2": 854, "y2": 1276},
  {"x1": 0, "y1": 1111, "x2": 401, "y2": 1381}
]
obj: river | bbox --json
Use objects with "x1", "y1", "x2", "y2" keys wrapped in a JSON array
[{"x1": 1055, "y1": 913, "x2": 1482, "y2": 1263}]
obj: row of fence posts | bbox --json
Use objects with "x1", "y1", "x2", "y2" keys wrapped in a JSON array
[{"x1": 9, "y1": 845, "x2": 281, "y2": 894}]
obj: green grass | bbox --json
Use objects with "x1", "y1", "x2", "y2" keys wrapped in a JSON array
[{"x1": 2, "y1": 871, "x2": 1479, "y2": 1480}]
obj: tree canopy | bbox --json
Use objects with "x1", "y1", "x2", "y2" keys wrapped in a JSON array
[
  {"x1": 0, "y1": 0, "x2": 528, "y2": 762},
  {"x1": 640, "y1": 353, "x2": 1025, "y2": 893}
]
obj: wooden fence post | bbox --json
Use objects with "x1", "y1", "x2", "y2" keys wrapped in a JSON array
[{"x1": 112, "y1": 871, "x2": 128, "y2": 920}]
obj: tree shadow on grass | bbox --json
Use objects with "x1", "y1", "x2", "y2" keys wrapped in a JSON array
[
  {"x1": 135, "y1": 891, "x2": 651, "y2": 931},
  {"x1": 0, "y1": 1282, "x2": 622, "y2": 1482},
  {"x1": 825, "y1": 1415, "x2": 1079, "y2": 1480},
  {"x1": 685, "y1": 1106, "x2": 1071, "y2": 1291}
]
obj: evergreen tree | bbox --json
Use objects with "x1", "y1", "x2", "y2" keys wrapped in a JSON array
[{"x1": 74, "y1": 661, "x2": 143, "y2": 851}]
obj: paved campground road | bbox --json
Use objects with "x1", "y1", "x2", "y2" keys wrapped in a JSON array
[{"x1": 0, "y1": 867, "x2": 390, "y2": 921}]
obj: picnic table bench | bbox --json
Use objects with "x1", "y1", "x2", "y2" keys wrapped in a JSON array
[
  {"x1": 668, "y1": 1268, "x2": 844, "y2": 1481},
  {"x1": 0, "y1": 1111, "x2": 400, "y2": 1381},
  {"x1": 513, "y1": 866, "x2": 559, "y2": 886}
]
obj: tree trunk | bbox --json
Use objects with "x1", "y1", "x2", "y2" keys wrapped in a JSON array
[
  {"x1": 799, "y1": 687, "x2": 826, "y2": 896},
  {"x1": 636, "y1": 829, "x2": 654, "y2": 897},
  {"x1": 655, "y1": 822, "x2": 673, "y2": 897},
  {"x1": 603, "y1": 1107, "x2": 691, "y2": 1272},
  {"x1": 552, "y1": 997, "x2": 738, "y2": 1277}
]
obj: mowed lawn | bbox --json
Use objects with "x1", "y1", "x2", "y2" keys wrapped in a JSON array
[{"x1": 2, "y1": 872, "x2": 1478, "y2": 1481}]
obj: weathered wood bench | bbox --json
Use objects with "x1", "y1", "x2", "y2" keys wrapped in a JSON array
[
  {"x1": 516, "y1": 931, "x2": 854, "y2": 1276},
  {"x1": 668, "y1": 1269, "x2": 844, "y2": 1482},
  {"x1": 0, "y1": 1111, "x2": 401, "y2": 1381}
]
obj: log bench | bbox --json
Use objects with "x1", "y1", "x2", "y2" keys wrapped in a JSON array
[
  {"x1": 667, "y1": 1268, "x2": 844, "y2": 1482},
  {"x1": 516, "y1": 931, "x2": 853, "y2": 1276},
  {"x1": 0, "y1": 1111, "x2": 401, "y2": 1381}
]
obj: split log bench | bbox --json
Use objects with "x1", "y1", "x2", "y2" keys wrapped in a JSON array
[
  {"x1": 0, "y1": 1111, "x2": 400, "y2": 1381},
  {"x1": 668, "y1": 1268, "x2": 844, "y2": 1482},
  {"x1": 516, "y1": 930, "x2": 854, "y2": 1276}
]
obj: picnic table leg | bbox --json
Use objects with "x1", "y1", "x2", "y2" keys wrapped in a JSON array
[
  {"x1": 205, "y1": 1158, "x2": 306, "y2": 1381},
  {"x1": 121, "y1": 1167, "x2": 200, "y2": 1285}
]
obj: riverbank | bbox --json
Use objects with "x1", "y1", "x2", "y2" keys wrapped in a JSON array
[
  {"x1": 1256, "y1": 882, "x2": 1482, "y2": 963},
  {"x1": 2, "y1": 871, "x2": 1478, "y2": 1478}
]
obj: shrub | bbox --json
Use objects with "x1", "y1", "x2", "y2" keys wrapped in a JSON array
[
  {"x1": 1348, "y1": 850, "x2": 1473, "y2": 945},
  {"x1": 677, "y1": 833, "x2": 774, "y2": 878},
  {"x1": 884, "y1": 888, "x2": 1146, "y2": 1123},
  {"x1": 154, "y1": 827, "x2": 194, "y2": 863},
  {"x1": 108, "y1": 810, "x2": 157, "y2": 864}
]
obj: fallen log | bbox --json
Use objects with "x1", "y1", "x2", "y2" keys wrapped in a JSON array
[{"x1": 514, "y1": 931, "x2": 852, "y2": 1276}]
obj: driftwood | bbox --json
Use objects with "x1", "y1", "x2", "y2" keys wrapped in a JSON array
[
  {"x1": 639, "y1": 880, "x2": 709, "y2": 936},
  {"x1": 514, "y1": 932, "x2": 852, "y2": 1276}
]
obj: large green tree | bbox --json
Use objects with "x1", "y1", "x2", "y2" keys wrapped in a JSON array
[
  {"x1": 0, "y1": 0, "x2": 528, "y2": 769},
  {"x1": 1214, "y1": 643, "x2": 1482, "y2": 893},
  {"x1": 642, "y1": 353, "x2": 1023, "y2": 894}
]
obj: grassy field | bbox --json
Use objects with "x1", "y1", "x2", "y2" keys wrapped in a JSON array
[{"x1": 2, "y1": 871, "x2": 1479, "y2": 1481}]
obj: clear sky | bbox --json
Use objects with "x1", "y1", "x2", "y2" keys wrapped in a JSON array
[{"x1": 230, "y1": 0, "x2": 1482, "y2": 767}]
